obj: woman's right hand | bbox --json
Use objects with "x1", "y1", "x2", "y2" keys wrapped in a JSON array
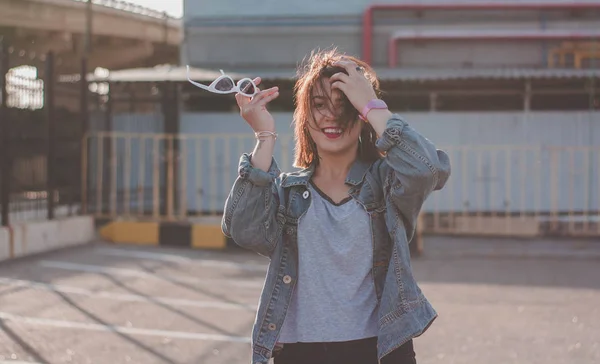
[{"x1": 235, "y1": 77, "x2": 279, "y2": 132}]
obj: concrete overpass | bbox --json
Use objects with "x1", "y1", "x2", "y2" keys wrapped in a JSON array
[{"x1": 0, "y1": 0, "x2": 181, "y2": 74}]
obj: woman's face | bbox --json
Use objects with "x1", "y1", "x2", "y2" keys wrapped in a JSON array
[{"x1": 307, "y1": 77, "x2": 362, "y2": 158}]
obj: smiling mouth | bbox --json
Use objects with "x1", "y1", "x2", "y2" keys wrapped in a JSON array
[{"x1": 322, "y1": 127, "x2": 343, "y2": 139}]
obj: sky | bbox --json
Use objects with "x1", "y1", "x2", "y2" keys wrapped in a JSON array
[{"x1": 125, "y1": 0, "x2": 183, "y2": 18}]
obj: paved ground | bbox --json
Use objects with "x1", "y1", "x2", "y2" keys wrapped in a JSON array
[{"x1": 0, "y1": 236, "x2": 599, "y2": 364}]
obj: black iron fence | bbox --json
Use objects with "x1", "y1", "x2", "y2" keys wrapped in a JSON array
[{"x1": 0, "y1": 39, "x2": 88, "y2": 225}]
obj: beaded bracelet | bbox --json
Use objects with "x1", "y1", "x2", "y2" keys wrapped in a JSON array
[{"x1": 254, "y1": 131, "x2": 278, "y2": 140}]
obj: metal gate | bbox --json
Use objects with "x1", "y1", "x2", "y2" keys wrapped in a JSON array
[{"x1": 0, "y1": 40, "x2": 86, "y2": 225}]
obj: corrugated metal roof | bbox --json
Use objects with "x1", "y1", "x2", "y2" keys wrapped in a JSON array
[
  {"x1": 68, "y1": 65, "x2": 600, "y2": 83},
  {"x1": 376, "y1": 68, "x2": 600, "y2": 81},
  {"x1": 76, "y1": 65, "x2": 296, "y2": 83}
]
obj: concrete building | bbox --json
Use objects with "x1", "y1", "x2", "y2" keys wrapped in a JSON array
[
  {"x1": 84, "y1": 1, "x2": 600, "y2": 233},
  {"x1": 184, "y1": 0, "x2": 599, "y2": 68},
  {"x1": 182, "y1": 0, "x2": 600, "y2": 112},
  {"x1": 178, "y1": 1, "x2": 600, "y2": 217}
]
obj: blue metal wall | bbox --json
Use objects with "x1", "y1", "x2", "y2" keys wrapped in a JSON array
[
  {"x1": 179, "y1": 111, "x2": 600, "y2": 214},
  {"x1": 86, "y1": 111, "x2": 600, "y2": 215}
]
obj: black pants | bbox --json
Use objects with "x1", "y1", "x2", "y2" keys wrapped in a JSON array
[{"x1": 273, "y1": 337, "x2": 416, "y2": 364}]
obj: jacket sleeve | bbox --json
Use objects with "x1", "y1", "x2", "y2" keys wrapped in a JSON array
[
  {"x1": 221, "y1": 153, "x2": 283, "y2": 257},
  {"x1": 376, "y1": 114, "x2": 451, "y2": 240}
]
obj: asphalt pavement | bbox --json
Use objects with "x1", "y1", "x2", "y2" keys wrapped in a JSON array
[{"x1": 0, "y1": 236, "x2": 598, "y2": 364}]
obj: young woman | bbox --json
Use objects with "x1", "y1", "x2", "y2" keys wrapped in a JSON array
[{"x1": 222, "y1": 49, "x2": 451, "y2": 364}]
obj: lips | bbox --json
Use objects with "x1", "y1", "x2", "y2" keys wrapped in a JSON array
[{"x1": 322, "y1": 127, "x2": 343, "y2": 139}]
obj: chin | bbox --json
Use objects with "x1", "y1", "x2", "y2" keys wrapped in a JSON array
[{"x1": 317, "y1": 139, "x2": 358, "y2": 156}]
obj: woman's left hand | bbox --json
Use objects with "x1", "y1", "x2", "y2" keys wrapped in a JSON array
[{"x1": 330, "y1": 58, "x2": 378, "y2": 119}]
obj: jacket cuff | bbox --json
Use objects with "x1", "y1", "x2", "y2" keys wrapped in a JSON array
[
  {"x1": 375, "y1": 114, "x2": 408, "y2": 152},
  {"x1": 238, "y1": 153, "x2": 280, "y2": 186}
]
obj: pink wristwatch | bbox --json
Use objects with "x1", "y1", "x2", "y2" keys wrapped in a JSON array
[{"x1": 359, "y1": 99, "x2": 388, "y2": 121}]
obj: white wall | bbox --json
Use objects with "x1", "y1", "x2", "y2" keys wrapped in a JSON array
[{"x1": 0, "y1": 216, "x2": 95, "y2": 262}]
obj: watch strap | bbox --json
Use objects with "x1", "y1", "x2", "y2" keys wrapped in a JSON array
[{"x1": 360, "y1": 99, "x2": 388, "y2": 121}]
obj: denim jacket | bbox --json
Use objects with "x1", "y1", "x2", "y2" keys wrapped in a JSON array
[{"x1": 222, "y1": 114, "x2": 451, "y2": 364}]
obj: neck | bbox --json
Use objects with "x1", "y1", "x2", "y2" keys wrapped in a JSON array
[{"x1": 314, "y1": 147, "x2": 358, "y2": 181}]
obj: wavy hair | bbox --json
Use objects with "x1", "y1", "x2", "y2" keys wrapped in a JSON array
[{"x1": 292, "y1": 48, "x2": 383, "y2": 169}]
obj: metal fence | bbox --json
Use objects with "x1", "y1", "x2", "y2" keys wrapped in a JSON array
[
  {"x1": 421, "y1": 145, "x2": 600, "y2": 238},
  {"x1": 0, "y1": 40, "x2": 86, "y2": 225},
  {"x1": 82, "y1": 132, "x2": 600, "y2": 238}
]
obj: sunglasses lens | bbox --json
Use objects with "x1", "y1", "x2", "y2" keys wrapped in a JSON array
[
  {"x1": 239, "y1": 80, "x2": 256, "y2": 96},
  {"x1": 214, "y1": 77, "x2": 235, "y2": 92}
]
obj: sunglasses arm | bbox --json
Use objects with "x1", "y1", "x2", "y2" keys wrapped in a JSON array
[
  {"x1": 185, "y1": 65, "x2": 215, "y2": 92},
  {"x1": 186, "y1": 78, "x2": 214, "y2": 92}
]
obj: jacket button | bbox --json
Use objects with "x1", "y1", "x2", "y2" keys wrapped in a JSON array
[
  {"x1": 302, "y1": 190, "x2": 310, "y2": 199},
  {"x1": 268, "y1": 323, "x2": 277, "y2": 331},
  {"x1": 283, "y1": 275, "x2": 292, "y2": 284}
]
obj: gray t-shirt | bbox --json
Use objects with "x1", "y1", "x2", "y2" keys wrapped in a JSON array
[{"x1": 278, "y1": 182, "x2": 379, "y2": 343}]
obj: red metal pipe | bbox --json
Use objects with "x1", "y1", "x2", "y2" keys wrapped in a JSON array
[
  {"x1": 388, "y1": 30, "x2": 600, "y2": 67},
  {"x1": 363, "y1": 2, "x2": 600, "y2": 65}
]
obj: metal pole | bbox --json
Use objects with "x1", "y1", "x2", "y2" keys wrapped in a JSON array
[
  {"x1": 80, "y1": 57, "x2": 89, "y2": 214},
  {"x1": 587, "y1": 40, "x2": 597, "y2": 226},
  {"x1": 84, "y1": 0, "x2": 93, "y2": 55},
  {"x1": 160, "y1": 83, "x2": 170, "y2": 215},
  {"x1": 46, "y1": 51, "x2": 56, "y2": 220},
  {"x1": 0, "y1": 39, "x2": 10, "y2": 226},
  {"x1": 162, "y1": 11, "x2": 169, "y2": 45},
  {"x1": 524, "y1": 79, "x2": 532, "y2": 112},
  {"x1": 172, "y1": 83, "x2": 180, "y2": 214},
  {"x1": 103, "y1": 86, "x2": 113, "y2": 214}
]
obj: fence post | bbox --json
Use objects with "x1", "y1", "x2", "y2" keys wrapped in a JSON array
[
  {"x1": 104, "y1": 86, "x2": 113, "y2": 216},
  {"x1": 160, "y1": 82, "x2": 181, "y2": 217},
  {"x1": 45, "y1": 51, "x2": 56, "y2": 220},
  {"x1": 160, "y1": 82, "x2": 170, "y2": 216},
  {"x1": 80, "y1": 57, "x2": 89, "y2": 214},
  {"x1": 172, "y1": 83, "x2": 180, "y2": 214},
  {"x1": 0, "y1": 39, "x2": 10, "y2": 227}
]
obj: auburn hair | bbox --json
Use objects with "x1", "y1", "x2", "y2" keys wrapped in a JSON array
[{"x1": 292, "y1": 48, "x2": 384, "y2": 169}]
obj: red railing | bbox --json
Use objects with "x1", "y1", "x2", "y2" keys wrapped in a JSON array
[{"x1": 388, "y1": 29, "x2": 600, "y2": 68}]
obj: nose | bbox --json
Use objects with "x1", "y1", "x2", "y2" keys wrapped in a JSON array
[{"x1": 319, "y1": 105, "x2": 336, "y2": 121}]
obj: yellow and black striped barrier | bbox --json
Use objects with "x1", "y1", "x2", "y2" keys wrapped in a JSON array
[{"x1": 98, "y1": 219, "x2": 233, "y2": 249}]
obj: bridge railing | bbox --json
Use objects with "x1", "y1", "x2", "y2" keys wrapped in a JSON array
[{"x1": 73, "y1": 0, "x2": 178, "y2": 19}]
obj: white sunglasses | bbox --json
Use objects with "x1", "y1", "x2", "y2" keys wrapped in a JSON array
[{"x1": 185, "y1": 65, "x2": 258, "y2": 97}]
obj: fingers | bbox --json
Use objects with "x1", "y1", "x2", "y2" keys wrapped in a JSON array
[
  {"x1": 251, "y1": 86, "x2": 279, "y2": 105},
  {"x1": 256, "y1": 88, "x2": 280, "y2": 106},
  {"x1": 329, "y1": 72, "x2": 349, "y2": 84},
  {"x1": 235, "y1": 92, "x2": 250, "y2": 109},
  {"x1": 330, "y1": 79, "x2": 348, "y2": 94},
  {"x1": 333, "y1": 58, "x2": 361, "y2": 75},
  {"x1": 237, "y1": 86, "x2": 279, "y2": 117},
  {"x1": 236, "y1": 78, "x2": 264, "y2": 109},
  {"x1": 329, "y1": 71, "x2": 350, "y2": 96}
]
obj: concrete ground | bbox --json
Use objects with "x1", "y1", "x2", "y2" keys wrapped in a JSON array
[{"x1": 0, "y1": 236, "x2": 599, "y2": 364}]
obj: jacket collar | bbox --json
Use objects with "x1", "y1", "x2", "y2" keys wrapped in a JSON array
[{"x1": 281, "y1": 158, "x2": 371, "y2": 188}]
